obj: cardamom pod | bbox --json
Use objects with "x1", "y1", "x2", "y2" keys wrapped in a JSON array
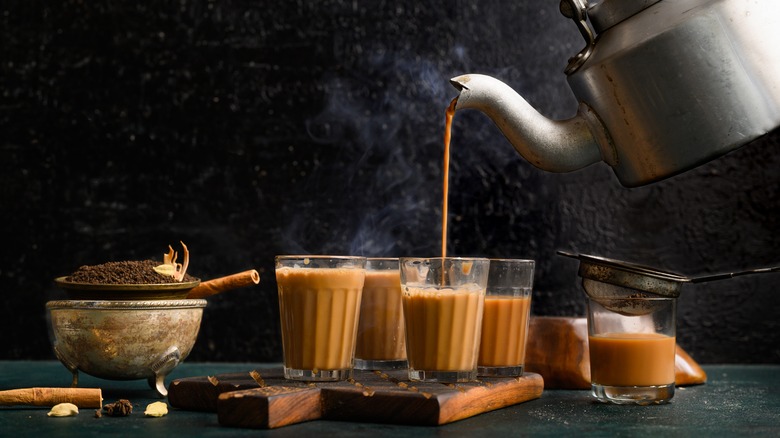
[
  {"x1": 144, "y1": 401, "x2": 169, "y2": 417},
  {"x1": 47, "y1": 403, "x2": 79, "y2": 417}
]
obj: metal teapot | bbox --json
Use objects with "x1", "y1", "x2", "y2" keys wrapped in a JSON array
[{"x1": 450, "y1": 0, "x2": 780, "y2": 187}]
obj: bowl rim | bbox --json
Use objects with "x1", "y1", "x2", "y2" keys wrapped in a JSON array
[
  {"x1": 46, "y1": 299, "x2": 208, "y2": 309},
  {"x1": 54, "y1": 276, "x2": 201, "y2": 291}
]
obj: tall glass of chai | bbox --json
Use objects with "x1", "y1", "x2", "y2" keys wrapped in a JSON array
[
  {"x1": 275, "y1": 255, "x2": 366, "y2": 381},
  {"x1": 587, "y1": 295, "x2": 676, "y2": 405},
  {"x1": 400, "y1": 257, "x2": 490, "y2": 383},
  {"x1": 354, "y1": 258, "x2": 408, "y2": 370},
  {"x1": 478, "y1": 258, "x2": 535, "y2": 377}
]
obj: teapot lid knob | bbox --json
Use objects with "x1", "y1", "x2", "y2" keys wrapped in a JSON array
[{"x1": 560, "y1": 0, "x2": 595, "y2": 74}]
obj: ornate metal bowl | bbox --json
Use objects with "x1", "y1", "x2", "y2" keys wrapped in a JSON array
[{"x1": 46, "y1": 299, "x2": 207, "y2": 397}]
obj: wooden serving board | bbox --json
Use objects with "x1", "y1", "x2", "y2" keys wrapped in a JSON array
[{"x1": 168, "y1": 368, "x2": 544, "y2": 429}]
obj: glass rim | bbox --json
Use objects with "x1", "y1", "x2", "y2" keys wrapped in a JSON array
[
  {"x1": 399, "y1": 256, "x2": 490, "y2": 262},
  {"x1": 590, "y1": 296, "x2": 677, "y2": 302},
  {"x1": 275, "y1": 255, "x2": 367, "y2": 261},
  {"x1": 488, "y1": 258, "x2": 535, "y2": 264}
]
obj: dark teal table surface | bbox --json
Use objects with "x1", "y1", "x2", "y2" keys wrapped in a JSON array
[{"x1": 1, "y1": 361, "x2": 778, "y2": 437}]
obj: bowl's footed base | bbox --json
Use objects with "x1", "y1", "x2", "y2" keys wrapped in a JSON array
[
  {"x1": 62, "y1": 368, "x2": 172, "y2": 398},
  {"x1": 54, "y1": 345, "x2": 181, "y2": 398}
]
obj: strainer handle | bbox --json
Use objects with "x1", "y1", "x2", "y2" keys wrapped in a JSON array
[{"x1": 690, "y1": 265, "x2": 780, "y2": 283}]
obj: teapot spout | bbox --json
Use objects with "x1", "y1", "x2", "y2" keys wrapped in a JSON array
[{"x1": 450, "y1": 74, "x2": 603, "y2": 173}]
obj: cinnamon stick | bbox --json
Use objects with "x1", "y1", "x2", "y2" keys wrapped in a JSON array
[
  {"x1": 0, "y1": 387, "x2": 103, "y2": 408},
  {"x1": 187, "y1": 269, "x2": 260, "y2": 299}
]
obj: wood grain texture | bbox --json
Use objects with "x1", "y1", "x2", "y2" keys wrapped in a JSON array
[
  {"x1": 218, "y1": 386, "x2": 323, "y2": 429},
  {"x1": 525, "y1": 316, "x2": 591, "y2": 389},
  {"x1": 168, "y1": 371, "x2": 272, "y2": 412},
  {"x1": 169, "y1": 368, "x2": 544, "y2": 429},
  {"x1": 675, "y1": 345, "x2": 708, "y2": 386}
]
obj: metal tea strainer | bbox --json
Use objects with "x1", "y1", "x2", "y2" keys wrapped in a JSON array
[{"x1": 558, "y1": 250, "x2": 780, "y2": 316}]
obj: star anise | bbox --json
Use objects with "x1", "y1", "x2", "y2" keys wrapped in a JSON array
[{"x1": 103, "y1": 399, "x2": 134, "y2": 417}]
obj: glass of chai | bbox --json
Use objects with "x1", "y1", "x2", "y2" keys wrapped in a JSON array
[
  {"x1": 587, "y1": 295, "x2": 677, "y2": 405},
  {"x1": 354, "y1": 258, "x2": 408, "y2": 370},
  {"x1": 478, "y1": 258, "x2": 535, "y2": 377},
  {"x1": 400, "y1": 257, "x2": 490, "y2": 382},
  {"x1": 275, "y1": 255, "x2": 366, "y2": 381}
]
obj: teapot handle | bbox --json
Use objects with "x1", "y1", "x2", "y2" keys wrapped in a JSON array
[{"x1": 560, "y1": 0, "x2": 595, "y2": 74}]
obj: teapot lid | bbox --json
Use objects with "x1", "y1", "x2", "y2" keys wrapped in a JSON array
[
  {"x1": 587, "y1": 0, "x2": 662, "y2": 33},
  {"x1": 561, "y1": 0, "x2": 663, "y2": 73}
]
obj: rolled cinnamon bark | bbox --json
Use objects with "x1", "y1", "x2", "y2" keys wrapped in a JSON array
[
  {"x1": 187, "y1": 269, "x2": 260, "y2": 299},
  {"x1": 0, "y1": 387, "x2": 103, "y2": 408}
]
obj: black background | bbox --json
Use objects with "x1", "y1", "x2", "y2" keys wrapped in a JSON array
[{"x1": 2, "y1": 0, "x2": 778, "y2": 364}]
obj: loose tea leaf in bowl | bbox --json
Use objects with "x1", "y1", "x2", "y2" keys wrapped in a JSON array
[
  {"x1": 66, "y1": 260, "x2": 196, "y2": 285},
  {"x1": 67, "y1": 242, "x2": 196, "y2": 285},
  {"x1": 55, "y1": 242, "x2": 200, "y2": 300}
]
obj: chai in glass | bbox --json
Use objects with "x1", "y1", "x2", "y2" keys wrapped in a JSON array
[
  {"x1": 354, "y1": 258, "x2": 407, "y2": 370},
  {"x1": 478, "y1": 258, "x2": 535, "y2": 376},
  {"x1": 275, "y1": 255, "x2": 366, "y2": 381},
  {"x1": 400, "y1": 257, "x2": 489, "y2": 382},
  {"x1": 587, "y1": 296, "x2": 676, "y2": 404}
]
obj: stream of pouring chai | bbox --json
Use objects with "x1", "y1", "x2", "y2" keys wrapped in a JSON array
[
  {"x1": 442, "y1": 97, "x2": 457, "y2": 261},
  {"x1": 398, "y1": 98, "x2": 485, "y2": 375}
]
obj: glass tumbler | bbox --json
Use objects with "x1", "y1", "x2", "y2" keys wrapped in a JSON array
[
  {"x1": 587, "y1": 295, "x2": 676, "y2": 405},
  {"x1": 275, "y1": 255, "x2": 366, "y2": 381},
  {"x1": 400, "y1": 257, "x2": 490, "y2": 383},
  {"x1": 478, "y1": 259, "x2": 535, "y2": 377},
  {"x1": 354, "y1": 258, "x2": 408, "y2": 370}
]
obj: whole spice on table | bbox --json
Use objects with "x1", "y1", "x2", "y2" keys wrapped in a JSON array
[
  {"x1": 0, "y1": 387, "x2": 103, "y2": 408},
  {"x1": 103, "y1": 399, "x2": 133, "y2": 417},
  {"x1": 47, "y1": 402, "x2": 79, "y2": 417},
  {"x1": 144, "y1": 401, "x2": 169, "y2": 417}
]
